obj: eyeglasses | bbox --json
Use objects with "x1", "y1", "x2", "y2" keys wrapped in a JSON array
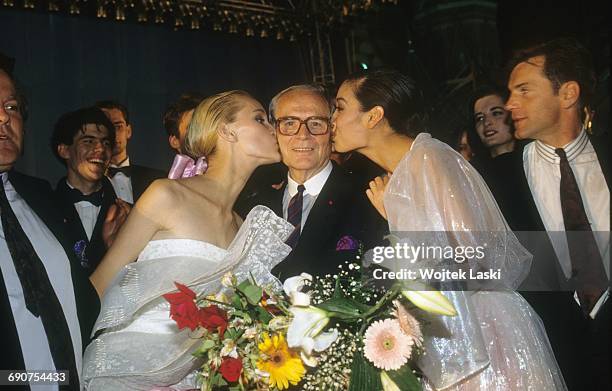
[{"x1": 275, "y1": 116, "x2": 330, "y2": 136}]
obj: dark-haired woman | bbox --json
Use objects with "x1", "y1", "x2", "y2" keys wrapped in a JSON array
[
  {"x1": 469, "y1": 86, "x2": 536, "y2": 231},
  {"x1": 332, "y1": 70, "x2": 566, "y2": 390}
]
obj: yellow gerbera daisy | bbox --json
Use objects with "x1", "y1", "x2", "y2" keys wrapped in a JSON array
[{"x1": 257, "y1": 333, "x2": 305, "y2": 390}]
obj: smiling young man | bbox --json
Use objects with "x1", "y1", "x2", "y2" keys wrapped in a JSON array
[
  {"x1": 238, "y1": 84, "x2": 384, "y2": 279},
  {"x1": 506, "y1": 37, "x2": 610, "y2": 390},
  {"x1": 51, "y1": 107, "x2": 129, "y2": 274}
]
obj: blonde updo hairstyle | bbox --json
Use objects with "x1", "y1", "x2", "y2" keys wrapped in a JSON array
[{"x1": 184, "y1": 90, "x2": 252, "y2": 158}]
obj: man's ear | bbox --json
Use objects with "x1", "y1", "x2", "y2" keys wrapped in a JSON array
[
  {"x1": 168, "y1": 135, "x2": 181, "y2": 152},
  {"x1": 559, "y1": 81, "x2": 580, "y2": 109},
  {"x1": 57, "y1": 144, "x2": 70, "y2": 160},
  {"x1": 126, "y1": 124, "x2": 133, "y2": 139},
  {"x1": 217, "y1": 124, "x2": 238, "y2": 143},
  {"x1": 365, "y1": 106, "x2": 385, "y2": 129}
]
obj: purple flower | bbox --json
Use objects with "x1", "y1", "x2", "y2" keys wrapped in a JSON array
[
  {"x1": 336, "y1": 235, "x2": 360, "y2": 251},
  {"x1": 73, "y1": 240, "x2": 88, "y2": 267}
]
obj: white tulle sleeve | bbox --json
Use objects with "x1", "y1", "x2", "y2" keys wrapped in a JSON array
[{"x1": 381, "y1": 133, "x2": 532, "y2": 389}]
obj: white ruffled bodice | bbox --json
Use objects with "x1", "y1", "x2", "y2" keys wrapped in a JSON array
[
  {"x1": 82, "y1": 205, "x2": 293, "y2": 390},
  {"x1": 138, "y1": 239, "x2": 229, "y2": 262}
]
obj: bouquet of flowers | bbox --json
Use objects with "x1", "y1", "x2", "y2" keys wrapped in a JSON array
[{"x1": 163, "y1": 262, "x2": 457, "y2": 390}]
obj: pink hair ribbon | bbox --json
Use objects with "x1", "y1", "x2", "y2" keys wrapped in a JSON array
[{"x1": 167, "y1": 154, "x2": 208, "y2": 179}]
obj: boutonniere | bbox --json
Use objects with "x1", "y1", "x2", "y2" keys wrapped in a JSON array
[
  {"x1": 73, "y1": 239, "x2": 89, "y2": 268},
  {"x1": 336, "y1": 235, "x2": 360, "y2": 251}
]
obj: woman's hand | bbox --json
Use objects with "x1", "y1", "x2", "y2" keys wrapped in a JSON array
[{"x1": 366, "y1": 175, "x2": 390, "y2": 220}]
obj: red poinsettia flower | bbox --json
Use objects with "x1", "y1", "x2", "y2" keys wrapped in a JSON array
[
  {"x1": 219, "y1": 357, "x2": 242, "y2": 383},
  {"x1": 198, "y1": 305, "x2": 229, "y2": 337},
  {"x1": 163, "y1": 282, "x2": 200, "y2": 331}
]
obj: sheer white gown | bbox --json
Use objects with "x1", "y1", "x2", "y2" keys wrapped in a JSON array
[
  {"x1": 380, "y1": 133, "x2": 567, "y2": 390},
  {"x1": 82, "y1": 206, "x2": 293, "y2": 390}
]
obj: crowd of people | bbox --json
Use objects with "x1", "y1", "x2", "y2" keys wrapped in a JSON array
[{"x1": 0, "y1": 36, "x2": 608, "y2": 391}]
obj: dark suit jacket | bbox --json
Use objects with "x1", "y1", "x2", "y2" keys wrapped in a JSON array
[
  {"x1": 515, "y1": 132, "x2": 610, "y2": 391},
  {"x1": 55, "y1": 177, "x2": 117, "y2": 275},
  {"x1": 0, "y1": 171, "x2": 100, "y2": 383},
  {"x1": 130, "y1": 163, "x2": 166, "y2": 202},
  {"x1": 238, "y1": 163, "x2": 387, "y2": 280}
]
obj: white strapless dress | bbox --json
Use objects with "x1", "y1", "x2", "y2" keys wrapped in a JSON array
[{"x1": 82, "y1": 206, "x2": 293, "y2": 390}]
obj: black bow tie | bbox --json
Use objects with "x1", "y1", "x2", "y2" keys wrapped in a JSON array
[
  {"x1": 107, "y1": 166, "x2": 131, "y2": 178},
  {"x1": 67, "y1": 187, "x2": 103, "y2": 207}
]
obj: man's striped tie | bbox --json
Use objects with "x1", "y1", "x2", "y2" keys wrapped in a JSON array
[{"x1": 286, "y1": 184, "x2": 305, "y2": 248}]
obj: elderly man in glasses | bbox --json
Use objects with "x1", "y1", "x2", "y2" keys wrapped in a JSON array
[{"x1": 239, "y1": 84, "x2": 382, "y2": 279}]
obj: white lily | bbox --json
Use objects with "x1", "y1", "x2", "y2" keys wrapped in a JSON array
[
  {"x1": 380, "y1": 371, "x2": 401, "y2": 391},
  {"x1": 287, "y1": 306, "x2": 338, "y2": 355},
  {"x1": 401, "y1": 281, "x2": 457, "y2": 316},
  {"x1": 283, "y1": 273, "x2": 313, "y2": 306}
]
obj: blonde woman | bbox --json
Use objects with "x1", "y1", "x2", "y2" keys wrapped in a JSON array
[{"x1": 83, "y1": 91, "x2": 294, "y2": 390}]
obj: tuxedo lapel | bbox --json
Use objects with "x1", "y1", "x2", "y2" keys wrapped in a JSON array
[
  {"x1": 55, "y1": 178, "x2": 89, "y2": 241},
  {"x1": 295, "y1": 169, "x2": 339, "y2": 253},
  {"x1": 0, "y1": 264, "x2": 27, "y2": 373},
  {"x1": 8, "y1": 170, "x2": 100, "y2": 350},
  {"x1": 86, "y1": 178, "x2": 117, "y2": 270}
]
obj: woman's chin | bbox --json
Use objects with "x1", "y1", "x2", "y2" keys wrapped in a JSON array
[
  {"x1": 259, "y1": 152, "x2": 281, "y2": 165},
  {"x1": 332, "y1": 141, "x2": 348, "y2": 153}
]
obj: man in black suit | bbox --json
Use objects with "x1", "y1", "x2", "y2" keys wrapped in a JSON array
[
  {"x1": 51, "y1": 106, "x2": 130, "y2": 275},
  {"x1": 0, "y1": 66, "x2": 99, "y2": 390},
  {"x1": 162, "y1": 93, "x2": 203, "y2": 154},
  {"x1": 96, "y1": 100, "x2": 165, "y2": 203},
  {"x1": 506, "y1": 37, "x2": 610, "y2": 390},
  {"x1": 239, "y1": 84, "x2": 384, "y2": 279}
]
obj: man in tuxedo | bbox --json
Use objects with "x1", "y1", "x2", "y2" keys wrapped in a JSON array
[
  {"x1": 96, "y1": 100, "x2": 165, "y2": 203},
  {"x1": 163, "y1": 93, "x2": 203, "y2": 154},
  {"x1": 506, "y1": 37, "x2": 610, "y2": 390},
  {"x1": 239, "y1": 84, "x2": 384, "y2": 279},
  {"x1": 0, "y1": 66, "x2": 99, "y2": 390},
  {"x1": 51, "y1": 106, "x2": 130, "y2": 275}
]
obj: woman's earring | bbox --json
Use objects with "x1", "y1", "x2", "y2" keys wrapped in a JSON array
[{"x1": 583, "y1": 106, "x2": 594, "y2": 134}]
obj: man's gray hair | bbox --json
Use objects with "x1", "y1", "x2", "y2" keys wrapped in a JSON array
[{"x1": 268, "y1": 84, "x2": 333, "y2": 124}]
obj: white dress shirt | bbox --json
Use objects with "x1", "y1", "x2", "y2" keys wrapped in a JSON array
[
  {"x1": 0, "y1": 173, "x2": 83, "y2": 390},
  {"x1": 108, "y1": 157, "x2": 133, "y2": 203},
  {"x1": 66, "y1": 180, "x2": 101, "y2": 240},
  {"x1": 282, "y1": 161, "x2": 333, "y2": 233},
  {"x1": 523, "y1": 130, "x2": 610, "y2": 317}
]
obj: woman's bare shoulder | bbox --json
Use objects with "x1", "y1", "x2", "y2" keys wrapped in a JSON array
[{"x1": 135, "y1": 178, "x2": 193, "y2": 215}]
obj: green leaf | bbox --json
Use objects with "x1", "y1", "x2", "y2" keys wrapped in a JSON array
[
  {"x1": 240, "y1": 284, "x2": 263, "y2": 306},
  {"x1": 317, "y1": 297, "x2": 371, "y2": 320},
  {"x1": 348, "y1": 350, "x2": 382, "y2": 391},
  {"x1": 211, "y1": 372, "x2": 228, "y2": 387},
  {"x1": 255, "y1": 305, "x2": 273, "y2": 323},
  {"x1": 193, "y1": 339, "x2": 215, "y2": 357},
  {"x1": 387, "y1": 364, "x2": 422, "y2": 391},
  {"x1": 232, "y1": 293, "x2": 245, "y2": 310}
]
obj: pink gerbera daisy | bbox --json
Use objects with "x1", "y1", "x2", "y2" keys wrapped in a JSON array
[{"x1": 363, "y1": 319, "x2": 414, "y2": 371}]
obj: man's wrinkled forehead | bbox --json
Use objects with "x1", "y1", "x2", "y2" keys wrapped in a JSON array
[{"x1": 276, "y1": 91, "x2": 330, "y2": 117}]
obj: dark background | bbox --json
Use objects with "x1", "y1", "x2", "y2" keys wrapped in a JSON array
[{"x1": 0, "y1": 0, "x2": 608, "y2": 184}]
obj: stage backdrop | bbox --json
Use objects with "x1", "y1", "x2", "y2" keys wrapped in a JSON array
[{"x1": 0, "y1": 9, "x2": 307, "y2": 184}]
